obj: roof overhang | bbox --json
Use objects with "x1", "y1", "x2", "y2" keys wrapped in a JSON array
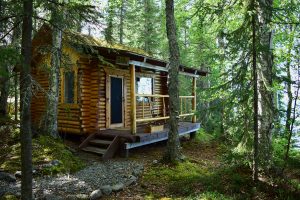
[{"x1": 89, "y1": 46, "x2": 208, "y2": 77}]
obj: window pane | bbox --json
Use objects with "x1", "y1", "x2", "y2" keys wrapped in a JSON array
[
  {"x1": 64, "y1": 72, "x2": 74, "y2": 103},
  {"x1": 136, "y1": 77, "x2": 153, "y2": 102}
]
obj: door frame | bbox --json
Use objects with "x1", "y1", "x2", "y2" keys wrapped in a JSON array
[{"x1": 106, "y1": 74, "x2": 125, "y2": 128}]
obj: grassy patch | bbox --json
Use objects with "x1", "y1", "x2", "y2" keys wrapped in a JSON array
[
  {"x1": 142, "y1": 161, "x2": 248, "y2": 199},
  {"x1": 0, "y1": 128, "x2": 85, "y2": 175},
  {"x1": 142, "y1": 157, "x2": 300, "y2": 200}
]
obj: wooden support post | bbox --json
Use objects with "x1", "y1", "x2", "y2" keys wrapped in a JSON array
[
  {"x1": 163, "y1": 97, "x2": 166, "y2": 117},
  {"x1": 192, "y1": 77, "x2": 197, "y2": 123},
  {"x1": 130, "y1": 64, "x2": 137, "y2": 134},
  {"x1": 142, "y1": 99, "x2": 144, "y2": 118},
  {"x1": 180, "y1": 97, "x2": 183, "y2": 115}
]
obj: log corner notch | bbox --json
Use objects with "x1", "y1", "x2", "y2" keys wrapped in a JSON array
[
  {"x1": 130, "y1": 64, "x2": 137, "y2": 134},
  {"x1": 192, "y1": 77, "x2": 197, "y2": 123}
]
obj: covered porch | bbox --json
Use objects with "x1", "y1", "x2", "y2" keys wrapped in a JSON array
[{"x1": 80, "y1": 121, "x2": 200, "y2": 158}]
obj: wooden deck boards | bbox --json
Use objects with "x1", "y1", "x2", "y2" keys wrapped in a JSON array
[{"x1": 99, "y1": 122, "x2": 200, "y2": 149}]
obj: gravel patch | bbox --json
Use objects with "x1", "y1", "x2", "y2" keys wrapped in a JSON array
[{"x1": 1, "y1": 160, "x2": 143, "y2": 199}]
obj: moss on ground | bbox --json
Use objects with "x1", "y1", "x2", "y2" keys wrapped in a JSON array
[
  {"x1": 140, "y1": 139, "x2": 300, "y2": 200},
  {"x1": 0, "y1": 127, "x2": 85, "y2": 175}
]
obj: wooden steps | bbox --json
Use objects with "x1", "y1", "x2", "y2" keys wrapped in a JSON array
[
  {"x1": 79, "y1": 133, "x2": 121, "y2": 159},
  {"x1": 89, "y1": 139, "x2": 112, "y2": 145},
  {"x1": 82, "y1": 146, "x2": 106, "y2": 155}
]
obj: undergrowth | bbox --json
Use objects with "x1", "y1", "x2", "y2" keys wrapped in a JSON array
[
  {"x1": 0, "y1": 126, "x2": 84, "y2": 175},
  {"x1": 141, "y1": 135, "x2": 300, "y2": 200}
]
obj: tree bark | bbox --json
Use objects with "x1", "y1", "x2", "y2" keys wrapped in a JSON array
[
  {"x1": 119, "y1": 0, "x2": 124, "y2": 44},
  {"x1": 44, "y1": 0, "x2": 62, "y2": 138},
  {"x1": 20, "y1": 0, "x2": 33, "y2": 199},
  {"x1": 14, "y1": 72, "x2": 18, "y2": 121},
  {"x1": 251, "y1": 0, "x2": 259, "y2": 181},
  {"x1": 256, "y1": 0, "x2": 274, "y2": 170},
  {"x1": 0, "y1": 65, "x2": 9, "y2": 117},
  {"x1": 164, "y1": 0, "x2": 182, "y2": 163},
  {"x1": 0, "y1": 0, "x2": 9, "y2": 118},
  {"x1": 283, "y1": 34, "x2": 299, "y2": 171},
  {"x1": 284, "y1": 25, "x2": 295, "y2": 143}
]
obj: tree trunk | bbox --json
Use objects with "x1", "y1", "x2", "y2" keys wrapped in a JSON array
[
  {"x1": 256, "y1": 0, "x2": 274, "y2": 170},
  {"x1": 14, "y1": 72, "x2": 18, "y2": 121},
  {"x1": 12, "y1": 16, "x2": 21, "y2": 122},
  {"x1": 0, "y1": 65, "x2": 9, "y2": 117},
  {"x1": 164, "y1": 0, "x2": 182, "y2": 163},
  {"x1": 283, "y1": 34, "x2": 299, "y2": 171},
  {"x1": 20, "y1": 0, "x2": 33, "y2": 199},
  {"x1": 284, "y1": 25, "x2": 295, "y2": 142},
  {"x1": 144, "y1": 0, "x2": 150, "y2": 53},
  {"x1": 105, "y1": 0, "x2": 114, "y2": 43},
  {"x1": 119, "y1": 0, "x2": 124, "y2": 44},
  {"x1": 0, "y1": 0, "x2": 9, "y2": 118},
  {"x1": 252, "y1": 1, "x2": 259, "y2": 182},
  {"x1": 44, "y1": 0, "x2": 62, "y2": 138}
]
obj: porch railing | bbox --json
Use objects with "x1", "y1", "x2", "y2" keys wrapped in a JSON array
[
  {"x1": 135, "y1": 94, "x2": 195, "y2": 123},
  {"x1": 130, "y1": 64, "x2": 197, "y2": 134}
]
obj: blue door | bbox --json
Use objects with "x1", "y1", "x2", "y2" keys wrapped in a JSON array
[{"x1": 110, "y1": 76, "x2": 123, "y2": 126}]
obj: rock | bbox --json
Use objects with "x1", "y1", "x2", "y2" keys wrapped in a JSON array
[
  {"x1": 43, "y1": 194, "x2": 64, "y2": 200},
  {"x1": 0, "y1": 172, "x2": 16, "y2": 183},
  {"x1": 132, "y1": 169, "x2": 142, "y2": 176},
  {"x1": 0, "y1": 188, "x2": 6, "y2": 197},
  {"x1": 51, "y1": 160, "x2": 61, "y2": 166},
  {"x1": 14, "y1": 171, "x2": 21, "y2": 178},
  {"x1": 100, "y1": 185, "x2": 112, "y2": 195},
  {"x1": 67, "y1": 194, "x2": 89, "y2": 200},
  {"x1": 125, "y1": 175, "x2": 137, "y2": 186},
  {"x1": 14, "y1": 170, "x2": 37, "y2": 177},
  {"x1": 90, "y1": 189, "x2": 102, "y2": 200},
  {"x1": 111, "y1": 183, "x2": 124, "y2": 192},
  {"x1": 15, "y1": 192, "x2": 21, "y2": 197},
  {"x1": 152, "y1": 160, "x2": 158, "y2": 164}
]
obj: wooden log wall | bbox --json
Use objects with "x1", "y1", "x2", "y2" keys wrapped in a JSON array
[
  {"x1": 31, "y1": 64, "x2": 82, "y2": 134},
  {"x1": 31, "y1": 65, "x2": 48, "y2": 127},
  {"x1": 31, "y1": 55, "x2": 169, "y2": 135},
  {"x1": 77, "y1": 59, "x2": 104, "y2": 134}
]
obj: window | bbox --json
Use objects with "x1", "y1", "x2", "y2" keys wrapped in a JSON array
[
  {"x1": 64, "y1": 71, "x2": 74, "y2": 103},
  {"x1": 136, "y1": 77, "x2": 153, "y2": 102}
]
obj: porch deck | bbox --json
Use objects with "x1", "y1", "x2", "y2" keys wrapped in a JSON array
[{"x1": 100, "y1": 121, "x2": 200, "y2": 149}]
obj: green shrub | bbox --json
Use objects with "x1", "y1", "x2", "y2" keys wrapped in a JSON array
[{"x1": 1, "y1": 134, "x2": 85, "y2": 175}]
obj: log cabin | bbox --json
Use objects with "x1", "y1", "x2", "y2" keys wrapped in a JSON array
[{"x1": 31, "y1": 25, "x2": 208, "y2": 159}]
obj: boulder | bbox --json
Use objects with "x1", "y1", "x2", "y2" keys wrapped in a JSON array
[
  {"x1": 14, "y1": 171, "x2": 21, "y2": 178},
  {"x1": 90, "y1": 189, "x2": 102, "y2": 200},
  {"x1": 100, "y1": 185, "x2": 112, "y2": 195},
  {"x1": 132, "y1": 168, "x2": 143, "y2": 177},
  {"x1": 111, "y1": 183, "x2": 124, "y2": 192},
  {"x1": 152, "y1": 160, "x2": 158, "y2": 164},
  {"x1": 125, "y1": 175, "x2": 137, "y2": 186},
  {"x1": 0, "y1": 172, "x2": 16, "y2": 183}
]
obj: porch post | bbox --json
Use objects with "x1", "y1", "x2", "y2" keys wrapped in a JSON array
[
  {"x1": 192, "y1": 77, "x2": 197, "y2": 123},
  {"x1": 130, "y1": 64, "x2": 137, "y2": 134}
]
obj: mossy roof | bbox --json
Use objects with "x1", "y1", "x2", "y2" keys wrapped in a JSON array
[{"x1": 65, "y1": 30, "x2": 151, "y2": 57}]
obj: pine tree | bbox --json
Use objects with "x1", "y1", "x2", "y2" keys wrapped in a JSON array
[
  {"x1": 20, "y1": 0, "x2": 33, "y2": 198},
  {"x1": 164, "y1": 0, "x2": 182, "y2": 163}
]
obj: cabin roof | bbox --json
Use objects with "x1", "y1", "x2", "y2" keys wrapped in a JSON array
[{"x1": 33, "y1": 24, "x2": 208, "y2": 77}]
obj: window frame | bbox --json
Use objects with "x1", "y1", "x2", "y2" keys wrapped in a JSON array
[{"x1": 60, "y1": 67, "x2": 78, "y2": 105}]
